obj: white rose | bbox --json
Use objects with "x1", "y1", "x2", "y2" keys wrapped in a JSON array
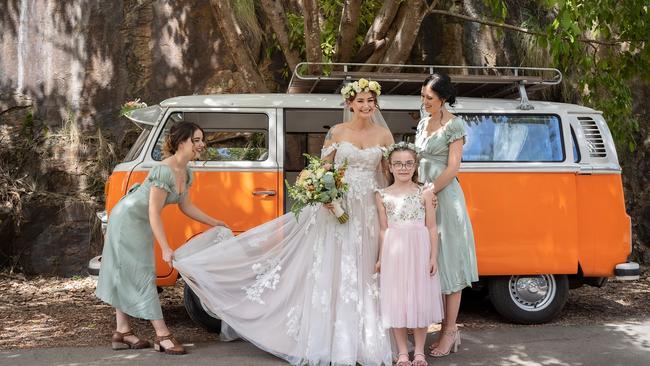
[
  {"x1": 358, "y1": 78, "x2": 369, "y2": 89},
  {"x1": 369, "y1": 81, "x2": 381, "y2": 95}
]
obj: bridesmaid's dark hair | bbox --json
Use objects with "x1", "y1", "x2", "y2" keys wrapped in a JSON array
[
  {"x1": 422, "y1": 73, "x2": 457, "y2": 106},
  {"x1": 162, "y1": 122, "x2": 204, "y2": 158},
  {"x1": 386, "y1": 147, "x2": 420, "y2": 185}
]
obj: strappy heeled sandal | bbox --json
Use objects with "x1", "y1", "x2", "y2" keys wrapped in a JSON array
[
  {"x1": 412, "y1": 352, "x2": 428, "y2": 366},
  {"x1": 111, "y1": 330, "x2": 150, "y2": 350},
  {"x1": 429, "y1": 329, "x2": 461, "y2": 358},
  {"x1": 154, "y1": 333, "x2": 186, "y2": 355},
  {"x1": 428, "y1": 325, "x2": 445, "y2": 350},
  {"x1": 396, "y1": 352, "x2": 412, "y2": 366}
]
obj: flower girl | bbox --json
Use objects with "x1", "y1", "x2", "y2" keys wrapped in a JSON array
[{"x1": 375, "y1": 142, "x2": 444, "y2": 366}]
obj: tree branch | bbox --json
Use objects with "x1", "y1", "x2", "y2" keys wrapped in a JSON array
[
  {"x1": 379, "y1": 0, "x2": 431, "y2": 68},
  {"x1": 209, "y1": 0, "x2": 268, "y2": 92},
  {"x1": 424, "y1": 7, "x2": 641, "y2": 46},
  {"x1": 334, "y1": 0, "x2": 362, "y2": 62},
  {"x1": 260, "y1": 0, "x2": 300, "y2": 71},
  {"x1": 302, "y1": 0, "x2": 322, "y2": 73},
  {"x1": 355, "y1": 0, "x2": 401, "y2": 62}
]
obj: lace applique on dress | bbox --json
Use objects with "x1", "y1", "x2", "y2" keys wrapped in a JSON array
[
  {"x1": 243, "y1": 259, "x2": 282, "y2": 304},
  {"x1": 378, "y1": 186, "x2": 426, "y2": 225}
]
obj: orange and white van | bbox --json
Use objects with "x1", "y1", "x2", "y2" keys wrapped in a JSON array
[{"x1": 91, "y1": 65, "x2": 639, "y2": 328}]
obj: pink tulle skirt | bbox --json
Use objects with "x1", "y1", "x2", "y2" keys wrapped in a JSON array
[{"x1": 380, "y1": 221, "x2": 444, "y2": 329}]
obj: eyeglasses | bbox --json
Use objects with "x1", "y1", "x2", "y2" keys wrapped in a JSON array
[{"x1": 391, "y1": 161, "x2": 415, "y2": 169}]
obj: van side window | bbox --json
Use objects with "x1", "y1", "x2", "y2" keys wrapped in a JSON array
[
  {"x1": 123, "y1": 125, "x2": 152, "y2": 162},
  {"x1": 152, "y1": 112, "x2": 269, "y2": 161},
  {"x1": 570, "y1": 126, "x2": 581, "y2": 163},
  {"x1": 461, "y1": 114, "x2": 564, "y2": 162}
]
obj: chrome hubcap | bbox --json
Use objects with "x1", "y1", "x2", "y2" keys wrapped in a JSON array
[{"x1": 508, "y1": 275, "x2": 556, "y2": 311}]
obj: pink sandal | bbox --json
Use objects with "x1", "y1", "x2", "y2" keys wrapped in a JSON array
[
  {"x1": 412, "y1": 352, "x2": 428, "y2": 366},
  {"x1": 396, "y1": 352, "x2": 412, "y2": 366}
]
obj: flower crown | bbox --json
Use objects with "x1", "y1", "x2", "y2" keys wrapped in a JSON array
[
  {"x1": 383, "y1": 141, "x2": 420, "y2": 160},
  {"x1": 340, "y1": 78, "x2": 381, "y2": 100}
]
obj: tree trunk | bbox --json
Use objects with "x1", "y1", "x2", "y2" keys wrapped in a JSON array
[
  {"x1": 260, "y1": 0, "x2": 301, "y2": 72},
  {"x1": 379, "y1": 0, "x2": 433, "y2": 70},
  {"x1": 360, "y1": 0, "x2": 401, "y2": 51},
  {"x1": 355, "y1": 0, "x2": 402, "y2": 70},
  {"x1": 209, "y1": 0, "x2": 268, "y2": 92},
  {"x1": 334, "y1": 0, "x2": 362, "y2": 63},
  {"x1": 302, "y1": 0, "x2": 322, "y2": 74}
]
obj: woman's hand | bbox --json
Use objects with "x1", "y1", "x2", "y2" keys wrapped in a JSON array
[
  {"x1": 162, "y1": 247, "x2": 175, "y2": 266},
  {"x1": 429, "y1": 259, "x2": 438, "y2": 276},
  {"x1": 214, "y1": 219, "x2": 230, "y2": 229},
  {"x1": 322, "y1": 163, "x2": 333, "y2": 171},
  {"x1": 323, "y1": 202, "x2": 334, "y2": 210},
  {"x1": 423, "y1": 183, "x2": 438, "y2": 208},
  {"x1": 375, "y1": 260, "x2": 381, "y2": 273}
]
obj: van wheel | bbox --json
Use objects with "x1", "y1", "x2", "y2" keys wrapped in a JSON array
[
  {"x1": 488, "y1": 274, "x2": 568, "y2": 324},
  {"x1": 183, "y1": 283, "x2": 221, "y2": 333}
]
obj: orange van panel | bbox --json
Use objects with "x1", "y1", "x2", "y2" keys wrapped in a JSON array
[
  {"x1": 458, "y1": 172, "x2": 579, "y2": 275},
  {"x1": 122, "y1": 169, "x2": 280, "y2": 280},
  {"x1": 105, "y1": 171, "x2": 131, "y2": 214},
  {"x1": 575, "y1": 174, "x2": 630, "y2": 276}
]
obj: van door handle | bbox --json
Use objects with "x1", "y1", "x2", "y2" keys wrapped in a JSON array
[{"x1": 252, "y1": 190, "x2": 276, "y2": 196}]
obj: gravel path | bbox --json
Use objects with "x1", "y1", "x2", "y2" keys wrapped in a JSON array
[{"x1": 1, "y1": 270, "x2": 648, "y2": 349}]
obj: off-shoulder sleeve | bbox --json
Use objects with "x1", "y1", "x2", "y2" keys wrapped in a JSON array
[
  {"x1": 320, "y1": 143, "x2": 338, "y2": 158},
  {"x1": 147, "y1": 165, "x2": 174, "y2": 194},
  {"x1": 445, "y1": 116, "x2": 467, "y2": 144}
]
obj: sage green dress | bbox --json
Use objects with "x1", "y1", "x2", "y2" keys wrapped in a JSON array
[
  {"x1": 415, "y1": 116, "x2": 478, "y2": 294},
  {"x1": 95, "y1": 164, "x2": 193, "y2": 320}
]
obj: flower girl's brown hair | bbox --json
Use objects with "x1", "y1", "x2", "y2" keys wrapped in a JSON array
[{"x1": 385, "y1": 143, "x2": 420, "y2": 186}]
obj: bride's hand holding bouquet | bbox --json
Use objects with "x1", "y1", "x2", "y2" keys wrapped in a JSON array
[{"x1": 286, "y1": 154, "x2": 350, "y2": 223}]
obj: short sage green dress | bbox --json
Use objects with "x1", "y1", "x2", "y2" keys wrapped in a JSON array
[
  {"x1": 96, "y1": 164, "x2": 192, "y2": 320},
  {"x1": 415, "y1": 116, "x2": 478, "y2": 294}
]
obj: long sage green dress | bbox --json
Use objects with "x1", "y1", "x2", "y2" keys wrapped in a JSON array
[
  {"x1": 96, "y1": 164, "x2": 192, "y2": 320},
  {"x1": 415, "y1": 116, "x2": 478, "y2": 294}
]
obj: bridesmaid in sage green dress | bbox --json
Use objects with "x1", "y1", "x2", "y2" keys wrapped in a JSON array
[
  {"x1": 415, "y1": 73, "x2": 478, "y2": 358},
  {"x1": 96, "y1": 122, "x2": 227, "y2": 355}
]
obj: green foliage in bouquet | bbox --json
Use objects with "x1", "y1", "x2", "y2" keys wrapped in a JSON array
[{"x1": 285, "y1": 154, "x2": 349, "y2": 219}]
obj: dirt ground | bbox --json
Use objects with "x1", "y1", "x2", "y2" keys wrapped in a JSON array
[{"x1": 1, "y1": 270, "x2": 648, "y2": 350}]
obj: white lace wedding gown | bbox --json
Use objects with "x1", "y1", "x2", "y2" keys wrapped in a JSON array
[{"x1": 173, "y1": 141, "x2": 393, "y2": 366}]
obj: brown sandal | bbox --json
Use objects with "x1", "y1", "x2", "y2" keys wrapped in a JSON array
[
  {"x1": 111, "y1": 330, "x2": 151, "y2": 350},
  {"x1": 154, "y1": 334, "x2": 186, "y2": 355}
]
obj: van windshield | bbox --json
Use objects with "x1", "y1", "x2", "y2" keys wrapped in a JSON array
[{"x1": 123, "y1": 125, "x2": 152, "y2": 162}]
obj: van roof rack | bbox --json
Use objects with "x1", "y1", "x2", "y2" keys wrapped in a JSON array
[{"x1": 287, "y1": 62, "x2": 562, "y2": 110}]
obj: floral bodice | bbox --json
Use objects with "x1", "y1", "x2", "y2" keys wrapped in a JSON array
[
  {"x1": 322, "y1": 141, "x2": 384, "y2": 199},
  {"x1": 376, "y1": 186, "x2": 426, "y2": 225}
]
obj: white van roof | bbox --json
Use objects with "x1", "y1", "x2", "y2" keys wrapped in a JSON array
[{"x1": 160, "y1": 94, "x2": 600, "y2": 114}]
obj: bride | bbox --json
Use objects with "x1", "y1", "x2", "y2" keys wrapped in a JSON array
[{"x1": 173, "y1": 79, "x2": 395, "y2": 365}]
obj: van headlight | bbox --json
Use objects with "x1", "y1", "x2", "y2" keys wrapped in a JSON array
[{"x1": 96, "y1": 210, "x2": 108, "y2": 235}]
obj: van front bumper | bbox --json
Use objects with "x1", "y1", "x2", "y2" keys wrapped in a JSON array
[{"x1": 615, "y1": 262, "x2": 640, "y2": 281}]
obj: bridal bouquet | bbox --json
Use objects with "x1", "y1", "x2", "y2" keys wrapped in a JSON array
[{"x1": 286, "y1": 154, "x2": 349, "y2": 223}]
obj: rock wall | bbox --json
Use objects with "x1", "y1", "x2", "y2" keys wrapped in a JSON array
[{"x1": 0, "y1": 0, "x2": 243, "y2": 276}]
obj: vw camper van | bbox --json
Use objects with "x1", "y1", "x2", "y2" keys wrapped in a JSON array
[{"x1": 91, "y1": 64, "x2": 640, "y2": 328}]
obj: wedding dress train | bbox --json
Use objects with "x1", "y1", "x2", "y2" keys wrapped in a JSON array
[{"x1": 174, "y1": 141, "x2": 392, "y2": 365}]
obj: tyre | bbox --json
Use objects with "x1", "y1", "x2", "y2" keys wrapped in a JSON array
[
  {"x1": 183, "y1": 283, "x2": 221, "y2": 333},
  {"x1": 488, "y1": 274, "x2": 569, "y2": 324}
]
